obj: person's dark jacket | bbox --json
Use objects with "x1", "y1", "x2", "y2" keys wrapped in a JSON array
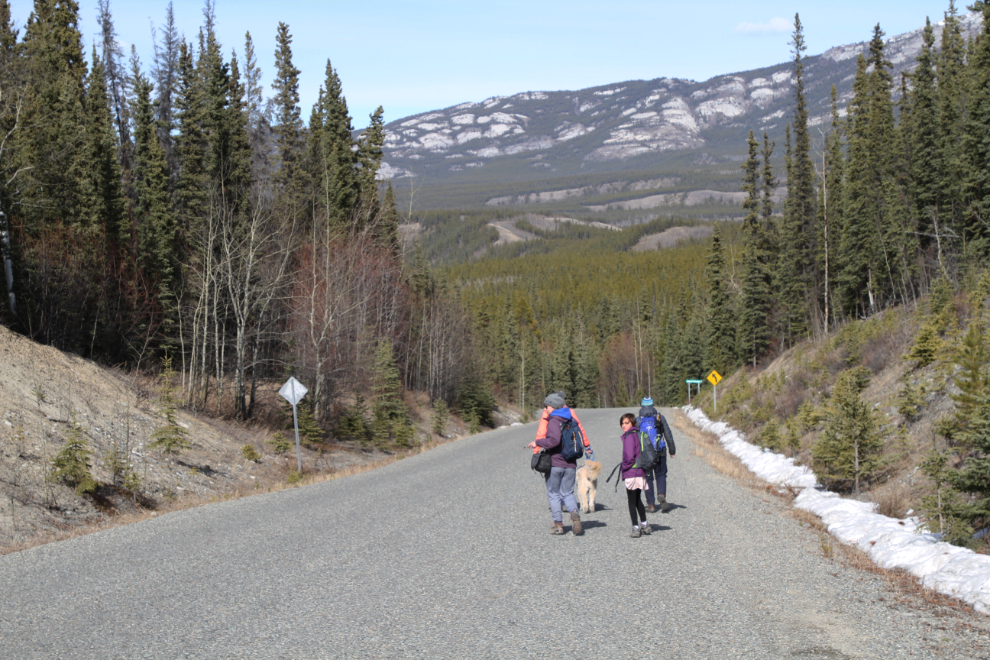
[{"x1": 535, "y1": 407, "x2": 577, "y2": 469}]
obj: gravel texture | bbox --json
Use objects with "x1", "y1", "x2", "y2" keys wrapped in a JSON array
[{"x1": 1, "y1": 407, "x2": 988, "y2": 659}]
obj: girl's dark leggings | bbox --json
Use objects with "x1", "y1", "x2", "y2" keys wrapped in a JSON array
[{"x1": 626, "y1": 488, "x2": 646, "y2": 525}]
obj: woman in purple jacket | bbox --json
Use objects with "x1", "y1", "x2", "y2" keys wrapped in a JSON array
[{"x1": 620, "y1": 413, "x2": 651, "y2": 538}]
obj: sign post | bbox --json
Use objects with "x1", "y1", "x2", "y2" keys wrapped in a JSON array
[
  {"x1": 685, "y1": 379, "x2": 703, "y2": 405},
  {"x1": 707, "y1": 370, "x2": 723, "y2": 415},
  {"x1": 278, "y1": 377, "x2": 309, "y2": 472}
]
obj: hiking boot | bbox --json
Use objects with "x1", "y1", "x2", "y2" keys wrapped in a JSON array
[
  {"x1": 645, "y1": 504, "x2": 656, "y2": 513},
  {"x1": 570, "y1": 511, "x2": 583, "y2": 535},
  {"x1": 630, "y1": 526, "x2": 641, "y2": 538},
  {"x1": 660, "y1": 496, "x2": 671, "y2": 513},
  {"x1": 551, "y1": 522, "x2": 565, "y2": 535},
  {"x1": 640, "y1": 521, "x2": 651, "y2": 535}
]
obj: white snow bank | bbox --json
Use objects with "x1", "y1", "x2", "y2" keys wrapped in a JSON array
[{"x1": 683, "y1": 405, "x2": 990, "y2": 614}]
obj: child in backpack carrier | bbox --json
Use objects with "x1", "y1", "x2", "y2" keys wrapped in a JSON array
[{"x1": 619, "y1": 413, "x2": 651, "y2": 538}]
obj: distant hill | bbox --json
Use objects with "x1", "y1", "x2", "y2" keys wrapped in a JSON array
[{"x1": 380, "y1": 12, "x2": 981, "y2": 218}]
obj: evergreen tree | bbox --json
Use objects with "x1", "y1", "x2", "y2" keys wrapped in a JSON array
[
  {"x1": 949, "y1": 389, "x2": 990, "y2": 538},
  {"x1": 820, "y1": 86, "x2": 844, "y2": 330},
  {"x1": 705, "y1": 227, "x2": 735, "y2": 373},
  {"x1": 777, "y1": 14, "x2": 815, "y2": 344},
  {"x1": 83, "y1": 48, "x2": 128, "y2": 242},
  {"x1": 151, "y1": 1, "x2": 180, "y2": 176},
  {"x1": 173, "y1": 40, "x2": 207, "y2": 229},
  {"x1": 19, "y1": 0, "x2": 88, "y2": 231},
  {"x1": 371, "y1": 339, "x2": 410, "y2": 447},
  {"x1": 356, "y1": 106, "x2": 385, "y2": 230},
  {"x1": 937, "y1": 1, "x2": 969, "y2": 250},
  {"x1": 96, "y1": 0, "x2": 132, "y2": 187},
  {"x1": 376, "y1": 181, "x2": 401, "y2": 256},
  {"x1": 838, "y1": 28, "x2": 903, "y2": 316},
  {"x1": 910, "y1": 18, "x2": 940, "y2": 250},
  {"x1": 133, "y1": 66, "x2": 178, "y2": 306},
  {"x1": 964, "y1": 0, "x2": 990, "y2": 257},
  {"x1": 271, "y1": 22, "x2": 305, "y2": 205},
  {"x1": 148, "y1": 357, "x2": 191, "y2": 455},
  {"x1": 308, "y1": 59, "x2": 357, "y2": 232},
  {"x1": 242, "y1": 31, "x2": 270, "y2": 179},
  {"x1": 50, "y1": 411, "x2": 98, "y2": 496},
  {"x1": 813, "y1": 367, "x2": 885, "y2": 494},
  {"x1": 738, "y1": 131, "x2": 771, "y2": 366}
]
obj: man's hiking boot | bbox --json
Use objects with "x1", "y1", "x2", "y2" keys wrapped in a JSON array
[
  {"x1": 551, "y1": 522, "x2": 565, "y2": 535},
  {"x1": 570, "y1": 511, "x2": 583, "y2": 535},
  {"x1": 660, "y1": 496, "x2": 671, "y2": 513},
  {"x1": 645, "y1": 504, "x2": 656, "y2": 513},
  {"x1": 630, "y1": 526, "x2": 641, "y2": 538},
  {"x1": 640, "y1": 521, "x2": 651, "y2": 535}
]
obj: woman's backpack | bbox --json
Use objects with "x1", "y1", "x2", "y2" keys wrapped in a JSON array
[{"x1": 559, "y1": 419, "x2": 585, "y2": 462}]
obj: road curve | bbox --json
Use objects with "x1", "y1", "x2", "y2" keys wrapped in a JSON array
[{"x1": 0, "y1": 408, "x2": 985, "y2": 659}]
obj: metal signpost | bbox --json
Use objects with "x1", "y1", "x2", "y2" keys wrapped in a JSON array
[
  {"x1": 707, "y1": 370, "x2": 723, "y2": 415},
  {"x1": 278, "y1": 377, "x2": 309, "y2": 472},
  {"x1": 685, "y1": 379, "x2": 703, "y2": 405}
]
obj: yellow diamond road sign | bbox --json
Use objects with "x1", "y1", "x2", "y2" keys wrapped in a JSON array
[{"x1": 707, "y1": 370, "x2": 722, "y2": 386}]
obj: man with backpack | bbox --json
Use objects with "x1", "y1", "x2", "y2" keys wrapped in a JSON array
[
  {"x1": 636, "y1": 397, "x2": 676, "y2": 513},
  {"x1": 527, "y1": 392, "x2": 584, "y2": 535}
]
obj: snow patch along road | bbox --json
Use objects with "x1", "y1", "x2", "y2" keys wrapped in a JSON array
[{"x1": 684, "y1": 406, "x2": 990, "y2": 615}]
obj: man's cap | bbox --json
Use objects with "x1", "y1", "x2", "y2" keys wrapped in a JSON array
[
  {"x1": 641, "y1": 397, "x2": 654, "y2": 406},
  {"x1": 544, "y1": 392, "x2": 566, "y2": 409}
]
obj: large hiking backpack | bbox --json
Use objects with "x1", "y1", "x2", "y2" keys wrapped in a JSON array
[
  {"x1": 559, "y1": 419, "x2": 585, "y2": 462},
  {"x1": 634, "y1": 430, "x2": 660, "y2": 472},
  {"x1": 639, "y1": 415, "x2": 666, "y2": 451}
]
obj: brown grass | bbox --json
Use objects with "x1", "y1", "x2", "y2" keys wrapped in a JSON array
[
  {"x1": 672, "y1": 409, "x2": 763, "y2": 489},
  {"x1": 0, "y1": 428, "x2": 469, "y2": 556}
]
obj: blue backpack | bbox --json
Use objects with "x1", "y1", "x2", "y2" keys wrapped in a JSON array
[
  {"x1": 639, "y1": 415, "x2": 666, "y2": 451},
  {"x1": 559, "y1": 419, "x2": 585, "y2": 462}
]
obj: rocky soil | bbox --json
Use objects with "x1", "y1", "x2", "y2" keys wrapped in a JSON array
[{"x1": 0, "y1": 324, "x2": 465, "y2": 552}]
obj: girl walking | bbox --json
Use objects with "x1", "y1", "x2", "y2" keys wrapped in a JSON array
[{"x1": 619, "y1": 413, "x2": 650, "y2": 538}]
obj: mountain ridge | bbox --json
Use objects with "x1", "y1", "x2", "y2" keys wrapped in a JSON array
[{"x1": 378, "y1": 12, "x2": 981, "y2": 214}]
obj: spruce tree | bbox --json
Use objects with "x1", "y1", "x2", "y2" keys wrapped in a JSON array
[
  {"x1": 151, "y1": 1, "x2": 180, "y2": 176},
  {"x1": 50, "y1": 412, "x2": 98, "y2": 496},
  {"x1": 19, "y1": 0, "x2": 88, "y2": 231},
  {"x1": 910, "y1": 18, "x2": 939, "y2": 250},
  {"x1": 308, "y1": 59, "x2": 357, "y2": 232},
  {"x1": 777, "y1": 14, "x2": 815, "y2": 343},
  {"x1": 705, "y1": 227, "x2": 735, "y2": 373},
  {"x1": 271, "y1": 22, "x2": 305, "y2": 205},
  {"x1": 738, "y1": 131, "x2": 772, "y2": 366},
  {"x1": 371, "y1": 339, "x2": 410, "y2": 448},
  {"x1": 173, "y1": 40, "x2": 207, "y2": 229},
  {"x1": 937, "y1": 1, "x2": 969, "y2": 248},
  {"x1": 813, "y1": 367, "x2": 885, "y2": 494},
  {"x1": 357, "y1": 106, "x2": 385, "y2": 230},
  {"x1": 133, "y1": 66, "x2": 178, "y2": 306},
  {"x1": 148, "y1": 357, "x2": 191, "y2": 456},
  {"x1": 964, "y1": 0, "x2": 990, "y2": 257},
  {"x1": 83, "y1": 48, "x2": 128, "y2": 242}
]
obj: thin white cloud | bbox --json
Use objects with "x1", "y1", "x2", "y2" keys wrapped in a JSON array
[{"x1": 735, "y1": 17, "x2": 792, "y2": 34}]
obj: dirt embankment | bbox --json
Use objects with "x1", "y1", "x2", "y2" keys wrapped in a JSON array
[{"x1": 0, "y1": 325, "x2": 398, "y2": 552}]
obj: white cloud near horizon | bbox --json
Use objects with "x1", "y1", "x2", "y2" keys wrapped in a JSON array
[{"x1": 735, "y1": 17, "x2": 792, "y2": 34}]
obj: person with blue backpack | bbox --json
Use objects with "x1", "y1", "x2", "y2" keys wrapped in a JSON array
[
  {"x1": 637, "y1": 397, "x2": 676, "y2": 513},
  {"x1": 527, "y1": 392, "x2": 584, "y2": 535}
]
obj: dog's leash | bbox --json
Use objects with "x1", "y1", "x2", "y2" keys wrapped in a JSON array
[{"x1": 605, "y1": 462, "x2": 623, "y2": 492}]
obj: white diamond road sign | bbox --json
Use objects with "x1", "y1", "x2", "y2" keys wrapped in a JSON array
[{"x1": 279, "y1": 377, "x2": 308, "y2": 406}]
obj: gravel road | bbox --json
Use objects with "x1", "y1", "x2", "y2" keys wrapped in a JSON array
[{"x1": 2, "y1": 408, "x2": 988, "y2": 659}]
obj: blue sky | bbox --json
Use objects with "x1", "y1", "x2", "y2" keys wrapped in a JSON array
[{"x1": 7, "y1": 1, "x2": 970, "y2": 127}]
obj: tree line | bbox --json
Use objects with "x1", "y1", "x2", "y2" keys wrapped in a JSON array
[{"x1": 0, "y1": 0, "x2": 478, "y2": 445}]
